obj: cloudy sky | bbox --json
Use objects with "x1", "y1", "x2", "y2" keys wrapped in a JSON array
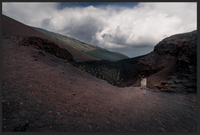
[{"x1": 2, "y1": 2, "x2": 197, "y2": 58}]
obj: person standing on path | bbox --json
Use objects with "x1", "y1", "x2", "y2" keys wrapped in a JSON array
[{"x1": 141, "y1": 75, "x2": 147, "y2": 94}]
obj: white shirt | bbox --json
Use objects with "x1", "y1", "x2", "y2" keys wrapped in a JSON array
[{"x1": 141, "y1": 78, "x2": 147, "y2": 86}]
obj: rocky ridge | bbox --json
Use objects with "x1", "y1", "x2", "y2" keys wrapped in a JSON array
[
  {"x1": 138, "y1": 30, "x2": 197, "y2": 93},
  {"x1": 19, "y1": 36, "x2": 77, "y2": 66}
]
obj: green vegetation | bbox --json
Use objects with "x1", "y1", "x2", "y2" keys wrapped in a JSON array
[
  {"x1": 78, "y1": 64, "x2": 123, "y2": 85},
  {"x1": 77, "y1": 56, "x2": 144, "y2": 86},
  {"x1": 32, "y1": 26, "x2": 130, "y2": 61},
  {"x1": 60, "y1": 58, "x2": 70, "y2": 65},
  {"x1": 19, "y1": 37, "x2": 23, "y2": 41}
]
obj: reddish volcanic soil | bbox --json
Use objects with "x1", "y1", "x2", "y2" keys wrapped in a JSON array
[
  {"x1": 2, "y1": 14, "x2": 100, "y2": 62},
  {"x1": 2, "y1": 38, "x2": 197, "y2": 132}
]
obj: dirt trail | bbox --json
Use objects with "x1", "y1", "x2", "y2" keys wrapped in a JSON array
[{"x1": 2, "y1": 39, "x2": 197, "y2": 132}]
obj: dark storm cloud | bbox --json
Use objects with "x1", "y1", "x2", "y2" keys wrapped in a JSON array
[
  {"x1": 60, "y1": 16, "x2": 106, "y2": 44},
  {"x1": 41, "y1": 18, "x2": 52, "y2": 28},
  {"x1": 2, "y1": 2, "x2": 197, "y2": 57}
]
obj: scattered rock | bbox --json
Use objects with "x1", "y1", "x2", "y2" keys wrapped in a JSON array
[
  {"x1": 181, "y1": 74, "x2": 190, "y2": 78},
  {"x1": 154, "y1": 84, "x2": 169, "y2": 89},
  {"x1": 190, "y1": 106, "x2": 197, "y2": 110},
  {"x1": 38, "y1": 50, "x2": 45, "y2": 57},
  {"x1": 160, "y1": 81, "x2": 168, "y2": 85},
  {"x1": 88, "y1": 125, "x2": 92, "y2": 131},
  {"x1": 154, "y1": 85, "x2": 160, "y2": 89},
  {"x1": 189, "y1": 77, "x2": 197, "y2": 81},
  {"x1": 19, "y1": 36, "x2": 76, "y2": 66},
  {"x1": 73, "y1": 93, "x2": 75, "y2": 95},
  {"x1": 3, "y1": 36, "x2": 10, "y2": 39},
  {"x1": 110, "y1": 109, "x2": 113, "y2": 113},
  {"x1": 161, "y1": 89, "x2": 177, "y2": 93},
  {"x1": 167, "y1": 76, "x2": 172, "y2": 80},
  {"x1": 160, "y1": 127, "x2": 166, "y2": 132},
  {"x1": 186, "y1": 88, "x2": 196, "y2": 93},
  {"x1": 161, "y1": 81, "x2": 173, "y2": 85},
  {"x1": 178, "y1": 80, "x2": 187, "y2": 84},
  {"x1": 138, "y1": 53, "x2": 166, "y2": 76},
  {"x1": 185, "y1": 84, "x2": 197, "y2": 88},
  {"x1": 174, "y1": 80, "x2": 181, "y2": 84},
  {"x1": 169, "y1": 85, "x2": 178, "y2": 88},
  {"x1": 12, "y1": 120, "x2": 29, "y2": 131}
]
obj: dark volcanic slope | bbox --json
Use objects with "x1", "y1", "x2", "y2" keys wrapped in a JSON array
[
  {"x1": 2, "y1": 14, "x2": 100, "y2": 62},
  {"x1": 135, "y1": 30, "x2": 197, "y2": 93},
  {"x1": 19, "y1": 36, "x2": 77, "y2": 66},
  {"x1": 32, "y1": 26, "x2": 130, "y2": 61},
  {"x1": 77, "y1": 55, "x2": 146, "y2": 87},
  {"x1": 2, "y1": 38, "x2": 197, "y2": 132}
]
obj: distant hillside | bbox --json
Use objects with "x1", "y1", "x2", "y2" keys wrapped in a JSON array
[
  {"x1": 2, "y1": 14, "x2": 100, "y2": 62},
  {"x1": 32, "y1": 27, "x2": 130, "y2": 61},
  {"x1": 77, "y1": 55, "x2": 146, "y2": 86}
]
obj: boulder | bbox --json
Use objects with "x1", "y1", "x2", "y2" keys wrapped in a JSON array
[
  {"x1": 160, "y1": 81, "x2": 173, "y2": 85},
  {"x1": 160, "y1": 89, "x2": 177, "y2": 93},
  {"x1": 184, "y1": 84, "x2": 197, "y2": 89},
  {"x1": 174, "y1": 80, "x2": 181, "y2": 84},
  {"x1": 169, "y1": 85, "x2": 178, "y2": 89},
  {"x1": 138, "y1": 30, "x2": 197, "y2": 93},
  {"x1": 154, "y1": 84, "x2": 169, "y2": 89},
  {"x1": 186, "y1": 88, "x2": 196, "y2": 93}
]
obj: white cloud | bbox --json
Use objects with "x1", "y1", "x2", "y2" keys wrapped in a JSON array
[
  {"x1": 2, "y1": 3, "x2": 58, "y2": 25},
  {"x1": 2, "y1": 2, "x2": 197, "y2": 57}
]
